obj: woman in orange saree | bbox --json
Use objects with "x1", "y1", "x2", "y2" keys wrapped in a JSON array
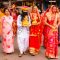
[
  {"x1": 0, "y1": 9, "x2": 4, "y2": 35},
  {"x1": 29, "y1": 6, "x2": 43, "y2": 56},
  {"x1": 0, "y1": 9, "x2": 4, "y2": 42},
  {"x1": 45, "y1": 5, "x2": 60, "y2": 59}
]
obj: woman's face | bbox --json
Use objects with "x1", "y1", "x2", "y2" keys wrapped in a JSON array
[
  {"x1": 32, "y1": 8, "x2": 37, "y2": 13},
  {"x1": 5, "y1": 9, "x2": 10, "y2": 16},
  {"x1": 12, "y1": 4, "x2": 16, "y2": 9},
  {"x1": 52, "y1": 6, "x2": 57, "y2": 13}
]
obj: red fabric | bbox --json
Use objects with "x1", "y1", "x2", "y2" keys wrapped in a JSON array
[
  {"x1": 44, "y1": 19, "x2": 55, "y2": 48},
  {"x1": 41, "y1": 13, "x2": 47, "y2": 48},
  {"x1": 29, "y1": 18, "x2": 44, "y2": 51},
  {"x1": 29, "y1": 36, "x2": 40, "y2": 50},
  {"x1": 29, "y1": 7, "x2": 44, "y2": 52},
  {"x1": 11, "y1": 12, "x2": 17, "y2": 35},
  {"x1": 45, "y1": 19, "x2": 58, "y2": 57},
  {"x1": 12, "y1": 13, "x2": 17, "y2": 21}
]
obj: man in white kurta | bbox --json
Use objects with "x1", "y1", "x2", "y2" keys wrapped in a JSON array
[{"x1": 17, "y1": 14, "x2": 31, "y2": 56}]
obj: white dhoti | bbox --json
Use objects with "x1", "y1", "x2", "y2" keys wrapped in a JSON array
[{"x1": 17, "y1": 27, "x2": 29, "y2": 54}]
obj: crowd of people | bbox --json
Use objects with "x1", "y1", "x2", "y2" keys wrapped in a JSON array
[{"x1": 0, "y1": 2, "x2": 60, "y2": 59}]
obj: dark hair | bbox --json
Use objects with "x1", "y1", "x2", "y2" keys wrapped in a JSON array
[
  {"x1": 4, "y1": 8, "x2": 10, "y2": 13},
  {"x1": 21, "y1": 11, "x2": 28, "y2": 21},
  {"x1": 4, "y1": 8, "x2": 11, "y2": 15}
]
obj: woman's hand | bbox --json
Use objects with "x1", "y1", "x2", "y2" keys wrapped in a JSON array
[
  {"x1": 51, "y1": 26, "x2": 55, "y2": 29},
  {"x1": 51, "y1": 26, "x2": 57, "y2": 31},
  {"x1": 36, "y1": 22, "x2": 40, "y2": 25},
  {"x1": 54, "y1": 25, "x2": 58, "y2": 29},
  {"x1": 32, "y1": 20, "x2": 37, "y2": 25}
]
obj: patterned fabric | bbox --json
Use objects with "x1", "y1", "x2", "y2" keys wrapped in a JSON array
[
  {"x1": 29, "y1": 11, "x2": 43, "y2": 54},
  {"x1": 13, "y1": 21, "x2": 17, "y2": 36},
  {"x1": 58, "y1": 25, "x2": 60, "y2": 44},
  {"x1": 11, "y1": 12, "x2": 17, "y2": 36},
  {"x1": 45, "y1": 19, "x2": 58, "y2": 57},
  {"x1": 2, "y1": 16, "x2": 14, "y2": 53}
]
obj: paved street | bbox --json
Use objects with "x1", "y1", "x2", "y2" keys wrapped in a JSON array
[{"x1": 0, "y1": 38, "x2": 60, "y2": 60}]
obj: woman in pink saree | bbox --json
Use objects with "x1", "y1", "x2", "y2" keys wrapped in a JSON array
[
  {"x1": 45, "y1": 5, "x2": 60, "y2": 59},
  {"x1": 2, "y1": 8, "x2": 14, "y2": 53}
]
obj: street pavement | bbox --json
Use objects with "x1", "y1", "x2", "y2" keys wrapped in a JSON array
[{"x1": 0, "y1": 38, "x2": 60, "y2": 60}]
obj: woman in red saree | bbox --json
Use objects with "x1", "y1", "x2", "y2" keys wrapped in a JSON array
[
  {"x1": 45, "y1": 5, "x2": 60, "y2": 59},
  {"x1": 29, "y1": 6, "x2": 43, "y2": 56},
  {"x1": 11, "y1": 9, "x2": 18, "y2": 36},
  {"x1": 10, "y1": 4, "x2": 18, "y2": 36}
]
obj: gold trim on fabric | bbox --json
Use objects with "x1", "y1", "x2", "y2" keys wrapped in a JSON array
[{"x1": 29, "y1": 47, "x2": 35, "y2": 53}]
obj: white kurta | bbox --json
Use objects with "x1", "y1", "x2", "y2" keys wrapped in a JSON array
[{"x1": 17, "y1": 15, "x2": 31, "y2": 54}]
